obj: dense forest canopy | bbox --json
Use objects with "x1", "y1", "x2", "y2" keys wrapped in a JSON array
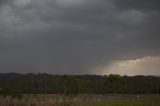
[{"x1": 0, "y1": 73, "x2": 160, "y2": 95}]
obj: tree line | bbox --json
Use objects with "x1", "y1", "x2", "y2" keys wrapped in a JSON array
[{"x1": 0, "y1": 73, "x2": 160, "y2": 95}]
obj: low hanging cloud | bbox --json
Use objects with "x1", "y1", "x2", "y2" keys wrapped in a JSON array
[
  {"x1": 100, "y1": 56, "x2": 160, "y2": 76},
  {"x1": 0, "y1": 0, "x2": 160, "y2": 75}
]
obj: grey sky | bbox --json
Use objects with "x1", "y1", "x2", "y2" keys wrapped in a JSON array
[{"x1": 0, "y1": 0, "x2": 160, "y2": 75}]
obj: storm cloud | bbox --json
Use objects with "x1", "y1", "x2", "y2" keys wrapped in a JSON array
[{"x1": 0, "y1": 0, "x2": 160, "y2": 75}]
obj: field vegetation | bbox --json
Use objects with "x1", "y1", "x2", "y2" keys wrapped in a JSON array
[
  {"x1": 0, "y1": 73, "x2": 160, "y2": 106},
  {"x1": 0, "y1": 94, "x2": 160, "y2": 106}
]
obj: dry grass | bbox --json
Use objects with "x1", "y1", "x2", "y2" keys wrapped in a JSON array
[{"x1": 0, "y1": 94, "x2": 160, "y2": 106}]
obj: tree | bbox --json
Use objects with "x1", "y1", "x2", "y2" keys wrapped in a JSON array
[
  {"x1": 104, "y1": 74, "x2": 126, "y2": 93},
  {"x1": 63, "y1": 75, "x2": 79, "y2": 96}
]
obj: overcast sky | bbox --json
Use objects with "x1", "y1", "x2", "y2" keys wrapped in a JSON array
[{"x1": 0, "y1": 0, "x2": 160, "y2": 75}]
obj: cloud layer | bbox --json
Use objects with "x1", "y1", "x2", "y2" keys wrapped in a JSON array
[
  {"x1": 100, "y1": 56, "x2": 160, "y2": 76},
  {"x1": 0, "y1": 0, "x2": 160, "y2": 75}
]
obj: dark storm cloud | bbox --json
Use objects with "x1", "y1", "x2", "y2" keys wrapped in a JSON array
[
  {"x1": 0, "y1": 0, "x2": 160, "y2": 74},
  {"x1": 0, "y1": 0, "x2": 10, "y2": 5},
  {"x1": 113, "y1": 0, "x2": 160, "y2": 11}
]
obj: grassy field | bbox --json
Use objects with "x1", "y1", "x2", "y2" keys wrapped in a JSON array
[{"x1": 0, "y1": 94, "x2": 160, "y2": 106}]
